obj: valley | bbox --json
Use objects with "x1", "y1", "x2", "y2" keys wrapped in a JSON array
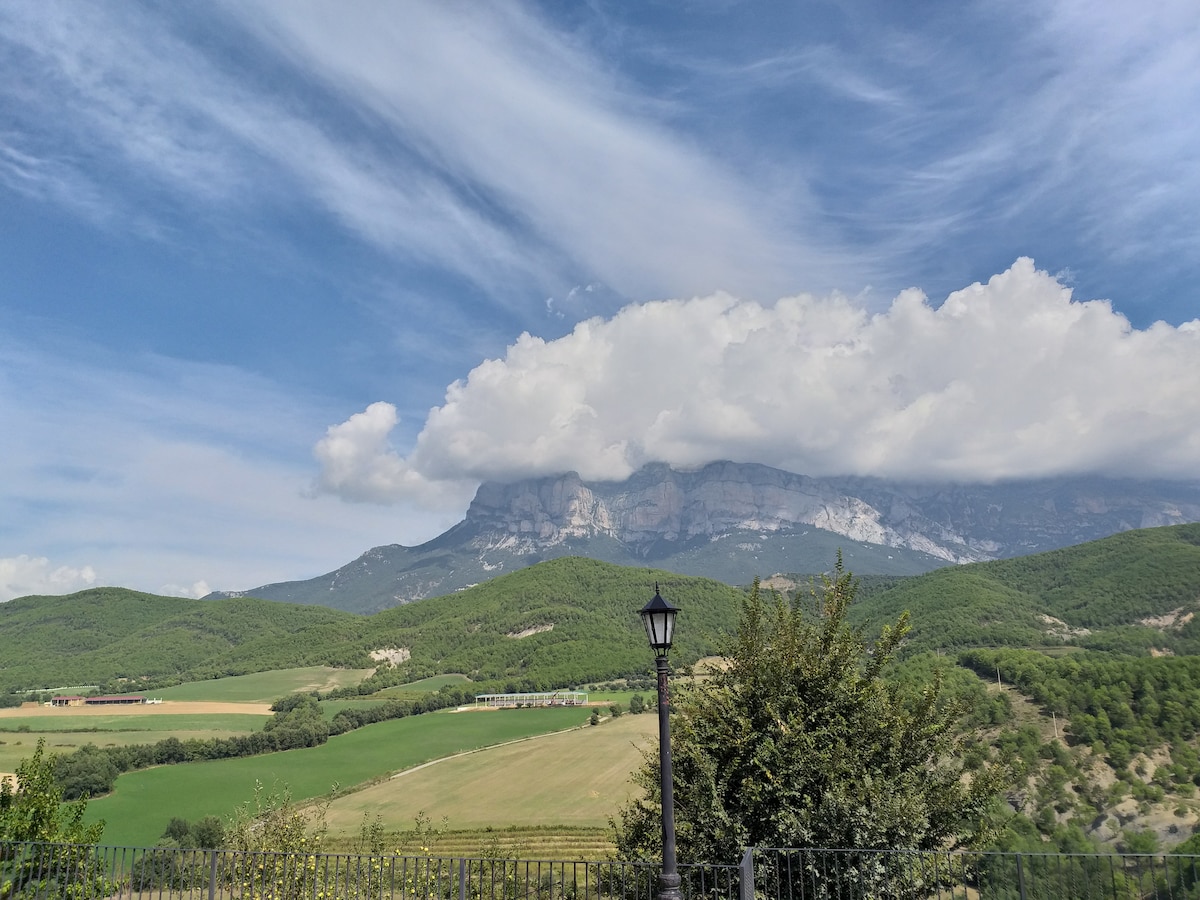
[{"x1": 2, "y1": 522, "x2": 1200, "y2": 857}]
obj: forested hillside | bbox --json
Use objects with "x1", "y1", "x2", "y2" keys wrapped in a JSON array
[
  {"x1": 854, "y1": 523, "x2": 1200, "y2": 653},
  {"x1": 0, "y1": 561, "x2": 743, "y2": 696},
  {"x1": 0, "y1": 589, "x2": 362, "y2": 693}
]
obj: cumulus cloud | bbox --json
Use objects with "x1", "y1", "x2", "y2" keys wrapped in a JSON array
[
  {"x1": 157, "y1": 580, "x2": 212, "y2": 600},
  {"x1": 0, "y1": 556, "x2": 97, "y2": 603},
  {"x1": 315, "y1": 259, "x2": 1200, "y2": 501}
]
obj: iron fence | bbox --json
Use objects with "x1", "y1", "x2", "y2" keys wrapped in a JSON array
[
  {"x1": 5, "y1": 842, "x2": 1200, "y2": 900},
  {"x1": 0, "y1": 842, "x2": 740, "y2": 900},
  {"x1": 749, "y1": 847, "x2": 1200, "y2": 900}
]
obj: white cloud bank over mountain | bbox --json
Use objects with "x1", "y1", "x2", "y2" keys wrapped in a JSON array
[{"x1": 315, "y1": 259, "x2": 1200, "y2": 504}]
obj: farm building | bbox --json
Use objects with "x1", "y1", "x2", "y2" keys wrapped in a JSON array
[
  {"x1": 50, "y1": 695, "x2": 148, "y2": 707},
  {"x1": 475, "y1": 691, "x2": 588, "y2": 709}
]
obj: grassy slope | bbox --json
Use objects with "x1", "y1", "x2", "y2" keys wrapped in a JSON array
[
  {"x1": 86, "y1": 707, "x2": 594, "y2": 847},
  {"x1": 11, "y1": 528, "x2": 1200, "y2": 852},
  {"x1": 322, "y1": 713, "x2": 656, "y2": 836},
  {"x1": 152, "y1": 667, "x2": 373, "y2": 702}
]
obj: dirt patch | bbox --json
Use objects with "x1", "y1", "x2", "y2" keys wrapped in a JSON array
[
  {"x1": 0, "y1": 701, "x2": 272, "y2": 718},
  {"x1": 1140, "y1": 607, "x2": 1195, "y2": 631},
  {"x1": 507, "y1": 625, "x2": 553, "y2": 639},
  {"x1": 761, "y1": 575, "x2": 799, "y2": 593},
  {"x1": 1037, "y1": 614, "x2": 1092, "y2": 639},
  {"x1": 370, "y1": 648, "x2": 411, "y2": 667}
]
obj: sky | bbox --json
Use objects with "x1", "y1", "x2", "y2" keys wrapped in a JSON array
[{"x1": 2, "y1": 1, "x2": 1199, "y2": 602}]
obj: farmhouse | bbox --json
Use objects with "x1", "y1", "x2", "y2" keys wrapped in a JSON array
[
  {"x1": 474, "y1": 690, "x2": 588, "y2": 709},
  {"x1": 50, "y1": 695, "x2": 148, "y2": 707}
]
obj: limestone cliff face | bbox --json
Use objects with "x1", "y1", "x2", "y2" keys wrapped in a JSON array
[
  {"x1": 464, "y1": 462, "x2": 1200, "y2": 564},
  {"x1": 467, "y1": 462, "x2": 964, "y2": 562},
  {"x1": 213, "y1": 462, "x2": 1200, "y2": 611}
]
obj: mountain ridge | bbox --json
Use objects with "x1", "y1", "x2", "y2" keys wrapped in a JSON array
[{"x1": 211, "y1": 461, "x2": 1200, "y2": 613}]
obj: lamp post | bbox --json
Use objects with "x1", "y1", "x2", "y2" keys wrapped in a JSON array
[{"x1": 640, "y1": 585, "x2": 682, "y2": 900}]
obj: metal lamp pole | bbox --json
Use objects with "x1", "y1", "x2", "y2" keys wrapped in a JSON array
[{"x1": 640, "y1": 585, "x2": 682, "y2": 900}]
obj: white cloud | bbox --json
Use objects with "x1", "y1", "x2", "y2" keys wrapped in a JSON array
[
  {"x1": 157, "y1": 580, "x2": 212, "y2": 600},
  {"x1": 0, "y1": 556, "x2": 96, "y2": 603},
  {"x1": 316, "y1": 259, "x2": 1200, "y2": 501}
]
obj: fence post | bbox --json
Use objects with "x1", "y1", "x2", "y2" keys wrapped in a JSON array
[
  {"x1": 209, "y1": 851, "x2": 219, "y2": 900},
  {"x1": 1015, "y1": 854, "x2": 1028, "y2": 900},
  {"x1": 739, "y1": 848, "x2": 755, "y2": 900},
  {"x1": 459, "y1": 857, "x2": 467, "y2": 900}
]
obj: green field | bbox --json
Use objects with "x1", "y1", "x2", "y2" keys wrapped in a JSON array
[
  {"x1": 0, "y1": 712, "x2": 268, "y2": 773},
  {"x1": 323, "y1": 713, "x2": 655, "y2": 836},
  {"x1": 0, "y1": 729, "x2": 256, "y2": 774},
  {"x1": 582, "y1": 689, "x2": 649, "y2": 706},
  {"x1": 373, "y1": 674, "x2": 472, "y2": 695},
  {"x1": 152, "y1": 667, "x2": 373, "y2": 702},
  {"x1": 86, "y1": 707, "x2": 594, "y2": 847},
  {"x1": 0, "y1": 713, "x2": 267, "y2": 734}
]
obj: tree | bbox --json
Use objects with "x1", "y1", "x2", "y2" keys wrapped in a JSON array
[
  {"x1": 614, "y1": 557, "x2": 1010, "y2": 876},
  {"x1": 54, "y1": 743, "x2": 119, "y2": 800},
  {"x1": 1, "y1": 739, "x2": 114, "y2": 900},
  {"x1": 0, "y1": 738, "x2": 104, "y2": 845}
]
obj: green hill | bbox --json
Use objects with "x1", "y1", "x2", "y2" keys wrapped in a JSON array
[
  {"x1": 0, "y1": 560, "x2": 744, "y2": 696},
  {"x1": 854, "y1": 523, "x2": 1200, "y2": 654},
  {"x1": 0, "y1": 589, "x2": 362, "y2": 693},
  {"x1": 362, "y1": 557, "x2": 743, "y2": 688},
  {"x1": 6, "y1": 527, "x2": 1200, "y2": 697}
]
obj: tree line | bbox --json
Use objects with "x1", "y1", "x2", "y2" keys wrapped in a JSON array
[{"x1": 52, "y1": 686, "x2": 478, "y2": 800}]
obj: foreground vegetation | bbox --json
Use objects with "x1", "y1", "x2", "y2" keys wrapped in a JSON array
[{"x1": 617, "y1": 561, "x2": 1010, "y2": 871}]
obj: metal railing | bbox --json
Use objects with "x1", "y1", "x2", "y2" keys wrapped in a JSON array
[
  {"x1": 5, "y1": 841, "x2": 1200, "y2": 900},
  {"x1": 749, "y1": 847, "x2": 1200, "y2": 900},
  {"x1": 0, "y1": 842, "x2": 740, "y2": 900}
]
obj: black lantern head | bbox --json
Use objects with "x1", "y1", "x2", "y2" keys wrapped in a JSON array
[{"x1": 640, "y1": 584, "x2": 680, "y2": 658}]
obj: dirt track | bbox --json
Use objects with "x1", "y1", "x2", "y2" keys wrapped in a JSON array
[{"x1": 0, "y1": 701, "x2": 272, "y2": 717}]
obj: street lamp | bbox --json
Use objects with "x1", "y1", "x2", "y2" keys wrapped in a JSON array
[{"x1": 640, "y1": 585, "x2": 682, "y2": 900}]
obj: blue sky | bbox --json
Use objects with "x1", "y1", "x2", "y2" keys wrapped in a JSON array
[{"x1": 2, "y1": 1, "x2": 1198, "y2": 600}]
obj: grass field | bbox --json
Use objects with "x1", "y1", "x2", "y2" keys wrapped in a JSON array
[
  {"x1": 582, "y1": 689, "x2": 648, "y2": 706},
  {"x1": 0, "y1": 729, "x2": 258, "y2": 774},
  {"x1": 152, "y1": 667, "x2": 373, "y2": 702},
  {"x1": 373, "y1": 674, "x2": 472, "y2": 696},
  {"x1": 0, "y1": 712, "x2": 268, "y2": 733},
  {"x1": 86, "y1": 707, "x2": 595, "y2": 847},
  {"x1": 323, "y1": 713, "x2": 656, "y2": 836},
  {"x1": 0, "y1": 709, "x2": 269, "y2": 773}
]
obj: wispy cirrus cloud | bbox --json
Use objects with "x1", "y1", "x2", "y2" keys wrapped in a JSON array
[{"x1": 0, "y1": 1, "x2": 859, "y2": 314}]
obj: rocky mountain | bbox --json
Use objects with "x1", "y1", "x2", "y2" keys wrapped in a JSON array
[{"x1": 210, "y1": 461, "x2": 1200, "y2": 613}]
